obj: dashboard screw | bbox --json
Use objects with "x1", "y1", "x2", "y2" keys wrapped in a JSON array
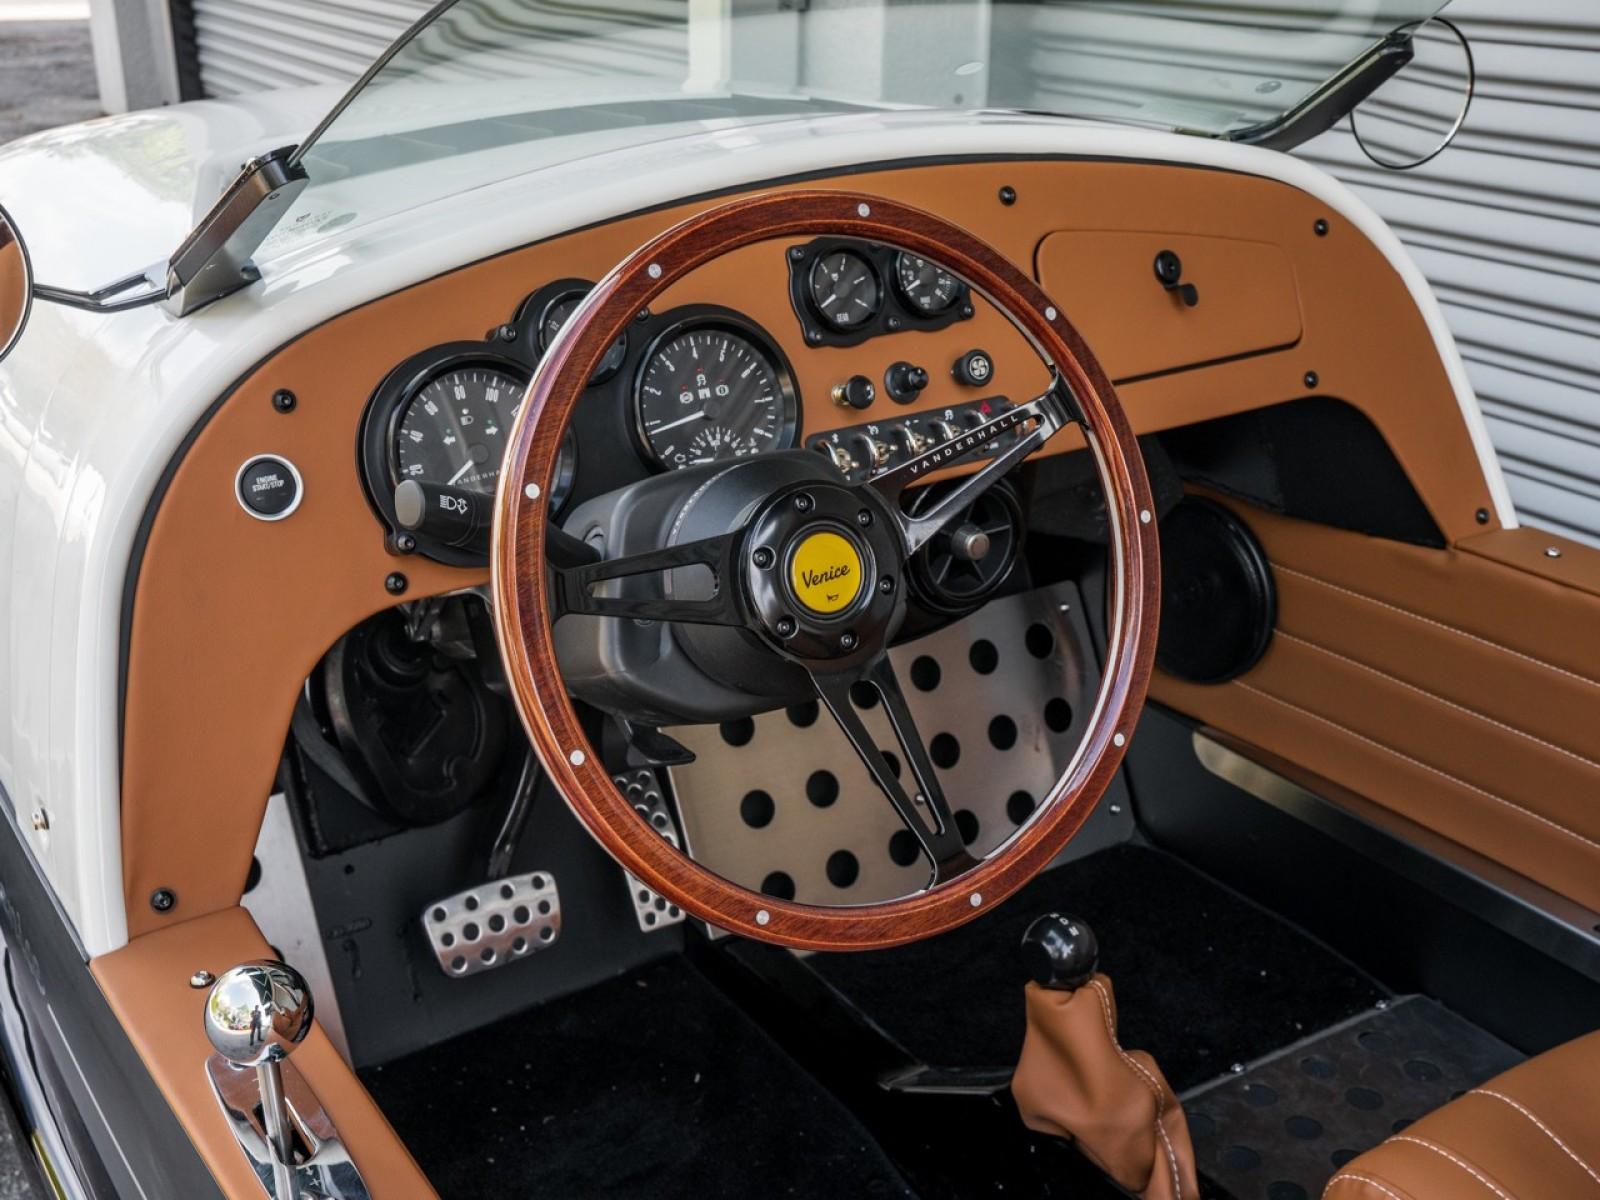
[
  {"x1": 636, "y1": 308, "x2": 651, "y2": 323},
  {"x1": 497, "y1": 324, "x2": 517, "y2": 342},
  {"x1": 856, "y1": 509, "x2": 873, "y2": 528},
  {"x1": 752, "y1": 547, "x2": 774, "y2": 569},
  {"x1": 150, "y1": 889, "x2": 176, "y2": 913},
  {"x1": 878, "y1": 576, "x2": 894, "y2": 595},
  {"x1": 776, "y1": 617, "x2": 797, "y2": 638},
  {"x1": 794, "y1": 493, "x2": 815, "y2": 514},
  {"x1": 394, "y1": 532, "x2": 417, "y2": 555},
  {"x1": 385, "y1": 572, "x2": 409, "y2": 595},
  {"x1": 1314, "y1": 218, "x2": 1330, "y2": 237},
  {"x1": 271, "y1": 389, "x2": 297, "y2": 414},
  {"x1": 839, "y1": 631, "x2": 858, "y2": 651},
  {"x1": 1304, "y1": 371, "x2": 1319, "y2": 389},
  {"x1": 886, "y1": 316, "x2": 901, "y2": 331},
  {"x1": 1475, "y1": 508, "x2": 1490, "y2": 525},
  {"x1": 189, "y1": 970, "x2": 215, "y2": 989},
  {"x1": 807, "y1": 330, "x2": 824, "y2": 345},
  {"x1": 960, "y1": 304, "x2": 975, "y2": 320},
  {"x1": 999, "y1": 185, "x2": 1017, "y2": 206},
  {"x1": 789, "y1": 247, "x2": 807, "y2": 261}
]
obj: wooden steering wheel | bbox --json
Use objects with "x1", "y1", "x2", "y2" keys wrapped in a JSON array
[{"x1": 492, "y1": 190, "x2": 1159, "y2": 951}]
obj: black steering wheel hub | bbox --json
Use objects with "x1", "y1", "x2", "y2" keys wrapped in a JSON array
[{"x1": 742, "y1": 482, "x2": 905, "y2": 667}]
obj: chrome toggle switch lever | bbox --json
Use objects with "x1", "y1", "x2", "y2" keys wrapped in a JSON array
[{"x1": 203, "y1": 961, "x2": 371, "y2": 1200}]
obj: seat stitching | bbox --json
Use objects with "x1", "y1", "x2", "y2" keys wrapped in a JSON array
[
  {"x1": 1277, "y1": 631, "x2": 1600, "y2": 774},
  {"x1": 1323, "y1": 1172, "x2": 1409, "y2": 1200},
  {"x1": 1472, "y1": 1088, "x2": 1600, "y2": 1188},
  {"x1": 1392, "y1": 1136, "x2": 1516, "y2": 1200},
  {"x1": 1233, "y1": 681, "x2": 1600, "y2": 855},
  {"x1": 1088, "y1": 979, "x2": 1183, "y2": 1199},
  {"x1": 1274, "y1": 565, "x2": 1600, "y2": 693}
]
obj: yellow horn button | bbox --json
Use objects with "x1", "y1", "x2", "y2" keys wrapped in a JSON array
[{"x1": 790, "y1": 531, "x2": 863, "y2": 615}]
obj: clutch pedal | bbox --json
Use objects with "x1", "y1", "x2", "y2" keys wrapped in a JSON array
[
  {"x1": 614, "y1": 769, "x2": 686, "y2": 933},
  {"x1": 421, "y1": 871, "x2": 560, "y2": 977}
]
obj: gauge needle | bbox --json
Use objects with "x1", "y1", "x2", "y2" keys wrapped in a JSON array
[
  {"x1": 448, "y1": 460, "x2": 474, "y2": 485},
  {"x1": 651, "y1": 409, "x2": 707, "y2": 434}
]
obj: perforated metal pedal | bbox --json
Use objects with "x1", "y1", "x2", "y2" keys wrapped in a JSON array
[
  {"x1": 421, "y1": 871, "x2": 560, "y2": 977},
  {"x1": 614, "y1": 769, "x2": 687, "y2": 933}
]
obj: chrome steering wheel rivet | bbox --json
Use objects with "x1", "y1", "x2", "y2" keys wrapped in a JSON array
[
  {"x1": 969, "y1": 892, "x2": 983, "y2": 908},
  {"x1": 1113, "y1": 732, "x2": 1126, "y2": 747},
  {"x1": 569, "y1": 749, "x2": 586, "y2": 766},
  {"x1": 1044, "y1": 306, "x2": 1057, "y2": 321},
  {"x1": 525, "y1": 482, "x2": 541, "y2": 501},
  {"x1": 756, "y1": 909, "x2": 771, "y2": 926},
  {"x1": 856, "y1": 202, "x2": 871, "y2": 217},
  {"x1": 1140, "y1": 509, "x2": 1151, "y2": 525},
  {"x1": 647, "y1": 262, "x2": 662, "y2": 279}
]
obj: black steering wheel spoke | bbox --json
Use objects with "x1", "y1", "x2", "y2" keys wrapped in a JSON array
[
  {"x1": 871, "y1": 373, "x2": 1082, "y2": 555},
  {"x1": 550, "y1": 531, "x2": 747, "y2": 626},
  {"x1": 812, "y1": 657, "x2": 979, "y2": 884}
]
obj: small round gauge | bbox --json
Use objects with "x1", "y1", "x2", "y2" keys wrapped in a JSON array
[
  {"x1": 394, "y1": 364, "x2": 522, "y2": 494},
  {"x1": 539, "y1": 291, "x2": 627, "y2": 383},
  {"x1": 635, "y1": 324, "x2": 797, "y2": 470},
  {"x1": 894, "y1": 251, "x2": 963, "y2": 315},
  {"x1": 808, "y1": 249, "x2": 881, "y2": 331}
]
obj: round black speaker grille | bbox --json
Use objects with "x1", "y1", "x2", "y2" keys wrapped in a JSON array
[{"x1": 1156, "y1": 498, "x2": 1276, "y2": 684}]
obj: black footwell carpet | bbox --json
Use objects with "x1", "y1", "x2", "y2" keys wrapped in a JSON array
[
  {"x1": 362, "y1": 957, "x2": 915, "y2": 1199},
  {"x1": 807, "y1": 844, "x2": 1387, "y2": 1091}
]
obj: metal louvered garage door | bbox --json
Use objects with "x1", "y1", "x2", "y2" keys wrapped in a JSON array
[
  {"x1": 180, "y1": 0, "x2": 434, "y2": 97},
  {"x1": 1299, "y1": 0, "x2": 1600, "y2": 548}
]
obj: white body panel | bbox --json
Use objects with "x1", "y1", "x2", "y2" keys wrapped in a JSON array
[{"x1": 0, "y1": 100, "x2": 1515, "y2": 957}]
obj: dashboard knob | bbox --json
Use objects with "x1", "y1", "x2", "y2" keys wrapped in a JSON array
[
  {"x1": 832, "y1": 375, "x2": 877, "y2": 411},
  {"x1": 885, "y1": 361, "x2": 929, "y2": 404},
  {"x1": 952, "y1": 349, "x2": 994, "y2": 388}
]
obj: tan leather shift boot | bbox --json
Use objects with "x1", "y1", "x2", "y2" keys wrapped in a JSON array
[{"x1": 1011, "y1": 974, "x2": 1200, "y2": 1200}]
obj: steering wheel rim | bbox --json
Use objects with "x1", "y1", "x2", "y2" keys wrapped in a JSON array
[{"x1": 492, "y1": 189, "x2": 1159, "y2": 951}]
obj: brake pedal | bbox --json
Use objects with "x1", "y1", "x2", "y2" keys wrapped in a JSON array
[
  {"x1": 421, "y1": 871, "x2": 560, "y2": 977},
  {"x1": 614, "y1": 769, "x2": 686, "y2": 933}
]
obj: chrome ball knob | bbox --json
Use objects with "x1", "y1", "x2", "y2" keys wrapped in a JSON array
[{"x1": 203, "y1": 960, "x2": 313, "y2": 1067}]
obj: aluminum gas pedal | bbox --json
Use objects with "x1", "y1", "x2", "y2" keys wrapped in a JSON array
[
  {"x1": 421, "y1": 871, "x2": 560, "y2": 978},
  {"x1": 614, "y1": 769, "x2": 687, "y2": 933}
]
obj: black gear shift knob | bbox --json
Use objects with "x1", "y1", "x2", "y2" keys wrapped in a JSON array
[{"x1": 1021, "y1": 914, "x2": 1099, "y2": 991}]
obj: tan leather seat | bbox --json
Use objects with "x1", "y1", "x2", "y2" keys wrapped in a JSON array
[{"x1": 1326, "y1": 1031, "x2": 1600, "y2": 1199}]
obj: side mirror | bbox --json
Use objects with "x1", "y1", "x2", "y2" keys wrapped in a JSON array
[
  {"x1": 1351, "y1": 17, "x2": 1475, "y2": 171},
  {"x1": 0, "y1": 203, "x2": 33, "y2": 364}
]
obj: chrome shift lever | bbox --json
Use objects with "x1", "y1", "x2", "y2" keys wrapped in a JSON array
[{"x1": 204, "y1": 961, "x2": 312, "y2": 1200}]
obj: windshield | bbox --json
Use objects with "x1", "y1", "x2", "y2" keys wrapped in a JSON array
[{"x1": 285, "y1": 0, "x2": 1447, "y2": 224}]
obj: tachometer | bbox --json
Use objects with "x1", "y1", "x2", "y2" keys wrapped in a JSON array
[{"x1": 635, "y1": 323, "x2": 797, "y2": 470}]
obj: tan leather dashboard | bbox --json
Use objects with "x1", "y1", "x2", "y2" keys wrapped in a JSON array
[{"x1": 119, "y1": 156, "x2": 1502, "y2": 942}]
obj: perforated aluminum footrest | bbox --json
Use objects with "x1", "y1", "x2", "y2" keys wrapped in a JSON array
[
  {"x1": 421, "y1": 871, "x2": 560, "y2": 977},
  {"x1": 614, "y1": 769, "x2": 687, "y2": 933}
]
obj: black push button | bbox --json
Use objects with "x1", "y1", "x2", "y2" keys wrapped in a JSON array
[{"x1": 236, "y1": 455, "x2": 302, "y2": 521}]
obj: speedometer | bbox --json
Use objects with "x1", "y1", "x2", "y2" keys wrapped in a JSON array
[
  {"x1": 634, "y1": 323, "x2": 797, "y2": 470},
  {"x1": 394, "y1": 363, "x2": 575, "y2": 510},
  {"x1": 396, "y1": 365, "x2": 519, "y2": 494}
]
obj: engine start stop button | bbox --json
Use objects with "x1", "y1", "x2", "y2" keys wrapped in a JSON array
[{"x1": 235, "y1": 455, "x2": 304, "y2": 522}]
